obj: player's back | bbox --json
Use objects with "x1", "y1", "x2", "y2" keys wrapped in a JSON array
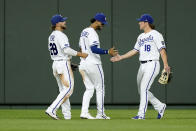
[
  {"x1": 48, "y1": 30, "x2": 71, "y2": 61},
  {"x1": 79, "y1": 27, "x2": 102, "y2": 65}
]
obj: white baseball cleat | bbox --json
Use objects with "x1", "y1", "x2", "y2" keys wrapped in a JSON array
[
  {"x1": 45, "y1": 109, "x2": 59, "y2": 120},
  {"x1": 157, "y1": 103, "x2": 166, "y2": 119},
  {"x1": 96, "y1": 114, "x2": 110, "y2": 119},
  {"x1": 64, "y1": 117, "x2": 71, "y2": 120},
  {"x1": 80, "y1": 113, "x2": 95, "y2": 119},
  {"x1": 132, "y1": 115, "x2": 145, "y2": 120}
]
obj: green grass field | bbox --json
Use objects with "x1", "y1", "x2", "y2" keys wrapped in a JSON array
[{"x1": 0, "y1": 109, "x2": 196, "y2": 131}]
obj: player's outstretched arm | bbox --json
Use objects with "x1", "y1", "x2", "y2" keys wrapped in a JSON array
[
  {"x1": 77, "y1": 52, "x2": 88, "y2": 58},
  {"x1": 64, "y1": 47, "x2": 88, "y2": 58},
  {"x1": 110, "y1": 49, "x2": 138, "y2": 62},
  {"x1": 90, "y1": 45, "x2": 118, "y2": 56},
  {"x1": 160, "y1": 49, "x2": 170, "y2": 73}
]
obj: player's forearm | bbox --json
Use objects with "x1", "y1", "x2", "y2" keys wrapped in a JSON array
[
  {"x1": 90, "y1": 45, "x2": 108, "y2": 55},
  {"x1": 121, "y1": 49, "x2": 138, "y2": 60},
  {"x1": 63, "y1": 47, "x2": 78, "y2": 56},
  {"x1": 160, "y1": 49, "x2": 169, "y2": 67},
  {"x1": 77, "y1": 52, "x2": 85, "y2": 57}
]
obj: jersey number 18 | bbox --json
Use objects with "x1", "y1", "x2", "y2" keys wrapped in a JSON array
[
  {"x1": 144, "y1": 45, "x2": 151, "y2": 52},
  {"x1": 49, "y1": 43, "x2": 58, "y2": 55}
]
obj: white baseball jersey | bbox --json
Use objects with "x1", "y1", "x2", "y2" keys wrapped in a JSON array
[
  {"x1": 48, "y1": 30, "x2": 72, "y2": 61},
  {"x1": 79, "y1": 27, "x2": 102, "y2": 65},
  {"x1": 134, "y1": 30, "x2": 166, "y2": 61}
]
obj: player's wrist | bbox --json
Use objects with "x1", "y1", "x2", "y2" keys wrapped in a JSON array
[
  {"x1": 77, "y1": 52, "x2": 82, "y2": 57},
  {"x1": 120, "y1": 55, "x2": 124, "y2": 60},
  {"x1": 164, "y1": 64, "x2": 169, "y2": 68},
  {"x1": 107, "y1": 49, "x2": 109, "y2": 55}
]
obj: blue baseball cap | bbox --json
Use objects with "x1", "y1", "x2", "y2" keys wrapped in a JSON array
[
  {"x1": 137, "y1": 14, "x2": 154, "y2": 24},
  {"x1": 51, "y1": 14, "x2": 68, "y2": 26},
  {"x1": 94, "y1": 13, "x2": 108, "y2": 25}
]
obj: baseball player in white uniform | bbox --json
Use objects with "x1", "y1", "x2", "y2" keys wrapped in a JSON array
[
  {"x1": 111, "y1": 14, "x2": 170, "y2": 119},
  {"x1": 45, "y1": 14, "x2": 88, "y2": 120},
  {"x1": 79, "y1": 13, "x2": 118, "y2": 119}
]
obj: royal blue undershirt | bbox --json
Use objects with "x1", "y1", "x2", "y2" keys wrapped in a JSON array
[{"x1": 91, "y1": 45, "x2": 108, "y2": 54}]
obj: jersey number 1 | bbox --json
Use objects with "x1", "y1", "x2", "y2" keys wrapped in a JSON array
[
  {"x1": 144, "y1": 45, "x2": 151, "y2": 52},
  {"x1": 49, "y1": 43, "x2": 58, "y2": 55}
]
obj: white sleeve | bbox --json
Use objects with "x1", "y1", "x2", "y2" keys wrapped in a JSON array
[
  {"x1": 154, "y1": 33, "x2": 166, "y2": 52},
  {"x1": 58, "y1": 34, "x2": 70, "y2": 49},
  {"x1": 88, "y1": 30, "x2": 100, "y2": 47},
  {"x1": 63, "y1": 47, "x2": 77, "y2": 56},
  {"x1": 133, "y1": 36, "x2": 140, "y2": 52}
]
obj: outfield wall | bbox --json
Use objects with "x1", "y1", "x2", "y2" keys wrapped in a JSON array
[{"x1": 0, "y1": 0, "x2": 196, "y2": 105}]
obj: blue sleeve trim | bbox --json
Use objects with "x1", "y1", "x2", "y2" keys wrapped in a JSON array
[
  {"x1": 93, "y1": 41, "x2": 99, "y2": 44},
  {"x1": 64, "y1": 44, "x2": 69, "y2": 47},
  {"x1": 159, "y1": 46, "x2": 166, "y2": 52},
  {"x1": 91, "y1": 45, "x2": 108, "y2": 55},
  {"x1": 91, "y1": 44, "x2": 99, "y2": 47},
  {"x1": 63, "y1": 46, "x2": 70, "y2": 49},
  {"x1": 133, "y1": 48, "x2": 139, "y2": 52}
]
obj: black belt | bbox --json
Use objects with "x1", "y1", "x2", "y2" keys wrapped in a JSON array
[{"x1": 140, "y1": 60, "x2": 152, "y2": 64}]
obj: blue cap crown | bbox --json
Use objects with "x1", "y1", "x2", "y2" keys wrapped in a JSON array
[
  {"x1": 94, "y1": 13, "x2": 108, "y2": 25},
  {"x1": 137, "y1": 14, "x2": 154, "y2": 24},
  {"x1": 51, "y1": 14, "x2": 67, "y2": 26}
]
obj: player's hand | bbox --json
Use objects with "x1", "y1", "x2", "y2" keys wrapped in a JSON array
[
  {"x1": 164, "y1": 65, "x2": 171, "y2": 74},
  {"x1": 108, "y1": 47, "x2": 118, "y2": 56},
  {"x1": 110, "y1": 54, "x2": 122, "y2": 62},
  {"x1": 81, "y1": 53, "x2": 88, "y2": 58},
  {"x1": 77, "y1": 52, "x2": 88, "y2": 58}
]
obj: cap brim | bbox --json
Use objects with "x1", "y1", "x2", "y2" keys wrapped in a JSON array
[
  {"x1": 137, "y1": 18, "x2": 142, "y2": 21},
  {"x1": 102, "y1": 21, "x2": 108, "y2": 25},
  {"x1": 61, "y1": 17, "x2": 68, "y2": 22}
]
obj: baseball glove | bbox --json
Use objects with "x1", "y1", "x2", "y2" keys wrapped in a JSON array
[
  {"x1": 158, "y1": 69, "x2": 173, "y2": 84},
  {"x1": 71, "y1": 63, "x2": 78, "y2": 71}
]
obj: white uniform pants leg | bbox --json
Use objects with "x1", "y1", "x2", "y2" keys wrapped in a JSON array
[
  {"x1": 47, "y1": 61, "x2": 73, "y2": 116},
  {"x1": 80, "y1": 64, "x2": 105, "y2": 115},
  {"x1": 61, "y1": 98, "x2": 71, "y2": 119},
  {"x1": 95, "y1": 65, "x2": 105, "y2": 115},
  {"x1": 80, "y1": 70, "x2": 95, "y2": 114},
  {"x1": 137, "y1": 61, "x2": 160, "y2": 117},
  {"x1": 54, "y1": 76, "x2": 71, "y2": 118},
  {"x1": 148, "y1": 91, "x2": 164, "y2": 112}
]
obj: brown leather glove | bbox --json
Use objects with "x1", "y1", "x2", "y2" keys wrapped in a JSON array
[
  {"x1": 158, "y1": 69, "x2": 173, "y2": 84},
  {"x1": 108, "y1": 47, "x2": 118, "y2": 56}
]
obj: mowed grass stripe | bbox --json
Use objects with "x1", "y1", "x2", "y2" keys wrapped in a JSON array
[{"x1": 0, "y1": 109, "x2": 196, "y2": 131}]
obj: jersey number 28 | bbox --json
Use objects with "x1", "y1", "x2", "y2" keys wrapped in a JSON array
[{"x1": 49, "y1": 43, "x2": 58, "y2": 55}]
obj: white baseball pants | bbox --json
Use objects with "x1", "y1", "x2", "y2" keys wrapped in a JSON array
[
  {"x1": 47, "y1": 60, "x2": 74, "y2": 118},
  {"x1": 79, "y1": 63, "x2": 105, "y2": 115},
  {"x1": 137, "y1": 61, "x2": 164, "y2": 117}
]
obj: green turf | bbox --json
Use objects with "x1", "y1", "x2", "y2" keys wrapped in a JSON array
[{"x1": 0, "y1": 109, "x2": 196, "y2": 131}]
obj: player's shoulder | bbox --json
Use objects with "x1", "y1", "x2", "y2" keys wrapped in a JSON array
[
  {"x1": 83, "y1": 27, "x2": 96, "y2": 33},
  {"x1": 54, "y1": 30, "x2": 68, "y2": 39},
  {"x1": 151, "y1": 30, "x2": 163, "y2": 37},
  {"x1": 82, "y1": 27, "x2": 97, "y2": 38}
]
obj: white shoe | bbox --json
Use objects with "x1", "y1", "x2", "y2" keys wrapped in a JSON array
[
  {"x1": 45, "y1": 109, "x2": 59, "y2": 120},
  {"x1": 80, "y1": 113, "x2": 95, "y2": 119},
  {"x1": 64, "y1": 117, "x2": 71, "y2": 120},
  {"x1": 132, "y1": 115, "x2": 145, "y2": 120},
  {"x1": 63, "y1": 113, "x2": 71, "y2": 120},
  {"x1": 157, "y1": 103, "x2": 166, "y2": 119},
  {"x1": 96, "y1": 114, "x2": 110, "y2": 119}
]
